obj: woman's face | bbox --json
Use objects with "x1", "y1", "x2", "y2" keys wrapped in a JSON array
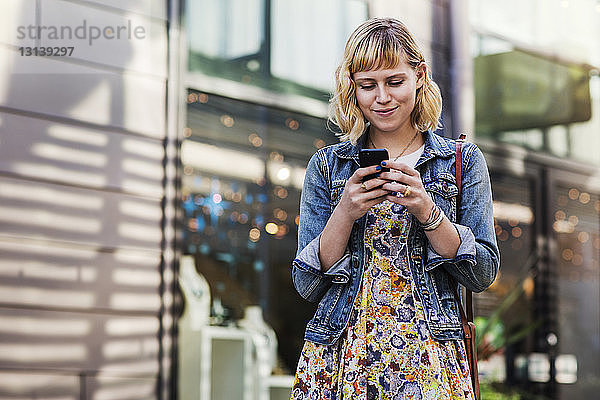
[{"x1": 353, "y1": 61, "x2": 425, "y2": 137}]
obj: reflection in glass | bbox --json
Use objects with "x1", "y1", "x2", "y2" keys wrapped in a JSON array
[
  {"x1": 181, "y1": 91, "x2": 338, "y2": 371},
  {"x1": 471, "y1": 33, "x2": 600, "y2": 166},
  {"x1": 477, "y1": 173, "x2": 538, "y2": 387},
  {"x1": 553, "y1": 185, "x2": 600, "y2": 398},
  {"x1": 186, "y1": 0, "x2": 368, "y2": 98}
]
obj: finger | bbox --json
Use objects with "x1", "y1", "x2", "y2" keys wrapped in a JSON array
[
  {"x1": 385, "y1": 189, "x2": 415, "y2": 202},
  {"x1": 378, "y1": 170, "x2": 411, "y2": 184},
  {"x1": 381, "y1": 181, "x2": 409, "y2": 194},
  {"x1": 382, "y1": 160, "x2": 419, "y2": 177},
  {"x1": 364, "y1": 193, "x2": 389, "y2": 208},
  {"x1": 374, "y1": 187, "x2": 394, "y2": 197},
  {"x1": 385, "y1": 193, "x2": 407, "y2": 204},
  {"x1": 361, "y1": 177, "x2": 388, "y2": 190},
  {"x1": 353, "y1": 165, "x2": 383, "y2": 181},
  {"x1": 362, "y1": 188, "x2": 392, "y2": 201}
]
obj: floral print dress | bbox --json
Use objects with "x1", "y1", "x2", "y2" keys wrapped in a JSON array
[{"x1": 291, "y1": 200, "x2": 474, "y2": 400}]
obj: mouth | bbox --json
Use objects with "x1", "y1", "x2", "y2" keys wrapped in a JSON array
[{"x1": 372, "y1": 106, "x2": 398, "y2": 116}]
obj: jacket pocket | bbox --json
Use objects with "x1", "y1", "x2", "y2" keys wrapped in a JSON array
[
  {"x1": 431, "y1": 267, "x2": 455, "y2": 301},
  {"x1": 427, "y1": 267, "x2": 461, "y2": 325},
  {"x1": 423, "y1": 173, "x2": 458, "y2": 221}
]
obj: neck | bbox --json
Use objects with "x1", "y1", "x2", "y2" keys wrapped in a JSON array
[{"x1": 368, "y1": 128, "x2": 423, "y2": 158}]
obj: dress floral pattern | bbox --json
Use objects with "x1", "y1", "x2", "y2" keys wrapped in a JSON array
[{"x1": 291, "y1": 200, "x2": 474, "y2": 400}]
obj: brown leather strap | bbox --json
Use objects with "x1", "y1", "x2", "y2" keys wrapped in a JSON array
[
  {"x1": 455, "y1": 133, "x2": 474, "y2": 323},
  {"x1": 456, "y1": 133, "x2": 466, "y2": 202},
  {"x1": 452, "y1": 283, "x2": 472, "y2": 340},
  {"x1": 452, "y1": 133, "x2": 481, "y2": 400},
  {"x1": 455, "y1": 134, "x2": 481, "y2": 399}
]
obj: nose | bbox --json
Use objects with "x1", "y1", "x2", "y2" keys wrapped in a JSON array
[{"x1": 375, "y1": 85, "x2": 391, "y2": 103}]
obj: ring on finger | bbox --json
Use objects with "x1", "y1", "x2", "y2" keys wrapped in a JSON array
[
  {"x1": 360, "y1": 182, "x2": 367, "y2": 190},
  {"x1": 403, "y1": 185, "x2": 412, "y2": 197}
]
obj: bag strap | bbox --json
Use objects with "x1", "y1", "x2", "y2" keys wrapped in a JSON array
[
  {"x1": 452, "y1": 282, "x2": 472, "y2": 340},
  {"x1": 455, "y1": 133, "x2": 474, "y2": 323}
]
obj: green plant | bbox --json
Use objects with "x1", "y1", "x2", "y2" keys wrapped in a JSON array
[{"x1": 480, "y1": 381, "x2": 523, "y2": 399}]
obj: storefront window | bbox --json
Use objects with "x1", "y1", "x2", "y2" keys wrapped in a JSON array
[
  {"x1": 470, "y1": 0, "x2": 600, "y2": 66},
  {"x1": 181, "y1": 91, "x2": 338, "y2": 371},
  {"x1": 553, "y1": 184, "x2": 600, "y2": 397},
  {"x1": 185, "y1": 0, "x2": 367, "y2": 99},
  {"x1": 477, "y1": 172, "x2": 538, "y2": 387},
  {"x1": 470, "y1": 0, "x2": 600, "y2": 166},
  {"x1": 473, "y1": 36, "x2": 599, "y2": 166}
]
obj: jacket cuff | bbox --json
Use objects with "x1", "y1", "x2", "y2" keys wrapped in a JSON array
[
  {"x1": 424, "y1": 223, "x2": 476, "y2": 271},
  {"x1": 324, "y1": 252, "x2": 352, "y2": 283},
  {"x1": 294, "y1": 234, "x2": 324, "y2": 276},
  {"x1": 294, "y1": 234, "x2": 352, "y2": 283}
]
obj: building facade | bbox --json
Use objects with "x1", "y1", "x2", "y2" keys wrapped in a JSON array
[
  {"x1": 0, "y1": 0, "x2": 598, "y2": 399},
  {"x1": 468, "y1": 1, "x2": 600, "y2": 398},
  {"x1": 0, "y1": 0, "x2": 175, "y2": 398}
]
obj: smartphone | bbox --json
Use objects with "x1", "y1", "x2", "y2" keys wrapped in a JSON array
[{"x1": 359, "y1": 148, "x2": 389, "y2": 181}]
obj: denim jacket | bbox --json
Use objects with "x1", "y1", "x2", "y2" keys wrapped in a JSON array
[{"x1": 292, "y1": 130, "x2": 500, "y2": 346}]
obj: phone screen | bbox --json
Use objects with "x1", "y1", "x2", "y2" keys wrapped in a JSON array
[{"x1": 359, "y1": 148, "x2": 389, "y2": 181}]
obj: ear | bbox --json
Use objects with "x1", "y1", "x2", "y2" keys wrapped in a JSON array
[{"x1": 415, "y1": 63, "x2": 427, "y2": 89}]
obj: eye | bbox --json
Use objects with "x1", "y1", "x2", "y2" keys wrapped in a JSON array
[
  {"x1": 388, "y1": 80, "x2": 404, "y2": 86},
  {"x1": 359, "y1": 84, "x2": 376, "y2": 90}
]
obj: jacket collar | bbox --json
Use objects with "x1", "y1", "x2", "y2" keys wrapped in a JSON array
[{"x1": 332, "y1": 129, "x2": 454, "y2": 165}]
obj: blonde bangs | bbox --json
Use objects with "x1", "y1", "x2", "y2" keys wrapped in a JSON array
[{"x1": 349, "y1": 32, "x2": 404, "y2": 74}]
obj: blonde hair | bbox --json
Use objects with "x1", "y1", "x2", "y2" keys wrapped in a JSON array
[{"x1": 329, "y1": 18, "x2": 442, "y2": 144}]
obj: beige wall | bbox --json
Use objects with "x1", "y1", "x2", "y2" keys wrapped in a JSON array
[{"x1": 0, "y1": 0, "x2": 169, "y2": 398}]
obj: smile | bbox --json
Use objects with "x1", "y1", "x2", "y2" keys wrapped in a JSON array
[{"x1": 372, "y1": 106, "x2": 398, "y2": 116}]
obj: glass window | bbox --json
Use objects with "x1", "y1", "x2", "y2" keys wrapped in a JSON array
[
  {"x1": 271, "y1": 0, "x2": 367, "y2": 92},
  {"x1": 477, "y1": 172, "x2": 538, "y2": 387},
  {"x1": 472, "y1": 34, "x2": 600, "y2": 166},
  {"x1": 185, "y1": 0, "x2": 368, "y2": 99},
  {"x1": 470, "y1": 0, "x2": 600, "y2": 166},
  {"x1": 553, "y1": 184, "x2": 600, "y2": 397},
  {"x1": 470, "y1": 0, "x2": 600, "y2": 66},
  {"x1": 181, "y1": 91, "x2": 339, "y2": 371},
  {"x1": 186, "y1": 0, "x2": 264, "y2": 60}
]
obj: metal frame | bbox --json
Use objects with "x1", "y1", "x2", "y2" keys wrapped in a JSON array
[{"x1": 162, "y1": 0, "x2": 185, "y2": 398}]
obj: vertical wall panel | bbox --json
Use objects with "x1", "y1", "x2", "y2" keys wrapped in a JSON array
[
  {"x1": 0, "y1": 0, "x2": 169, "y2": 398},
  {"x1": 0, "y1": 47, "x2": 166, "y2": 138}
]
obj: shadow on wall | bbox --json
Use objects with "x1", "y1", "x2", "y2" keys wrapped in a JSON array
[{"x1": 0, "y1": 0, "x2": 167, "y2": 398}]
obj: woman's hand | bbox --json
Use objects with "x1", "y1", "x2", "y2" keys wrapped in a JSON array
[
  {"x1": 379, "y1": 160, "x2": 461, "y2": 259},
  {"x1": 378, "y1": 160, "x2": 435, "y2": 223},
  {"x1": 318, "y1": 164, "x2": 390, "y2": 271},
  {"x1": 336, "y1": 164, "x2": 391, "y2": 221}
]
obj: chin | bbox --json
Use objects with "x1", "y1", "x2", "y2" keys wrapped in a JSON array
[{"x1": 372, "y1": 123, "x2": 403, "y2": 133}]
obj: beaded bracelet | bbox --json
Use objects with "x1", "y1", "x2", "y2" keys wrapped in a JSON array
[{"x1": 421, "y1": 205, "x2": 445, "y2": 231}]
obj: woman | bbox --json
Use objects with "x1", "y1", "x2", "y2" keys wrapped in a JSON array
[{"x1": 291, "y1": 18, "x2": 499, "y2": 400}]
